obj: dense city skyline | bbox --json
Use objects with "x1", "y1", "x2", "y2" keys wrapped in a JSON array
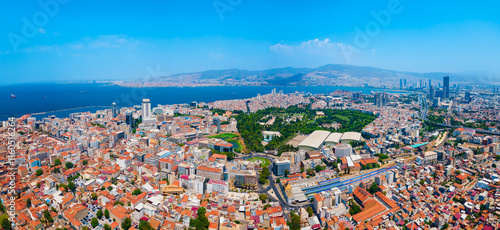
[
  {"x1": 2, "y1": 85, "x2": 500, "y2": 230},
  {"x1": 1, "y1": 2, "x2": 500, "y2": 230}
]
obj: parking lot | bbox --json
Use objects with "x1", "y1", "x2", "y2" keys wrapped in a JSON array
[{"x1": 80, "y1": 203, "x2": 113, "y2": 228}]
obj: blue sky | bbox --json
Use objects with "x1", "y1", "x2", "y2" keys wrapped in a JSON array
[{"x1": 1, "y1": 0, "x2": 500, "y2": 84}]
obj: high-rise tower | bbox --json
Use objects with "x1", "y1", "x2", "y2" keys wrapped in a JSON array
[
  {"x1": 465, "y1": 92, "x2": 471, "y2": 103},
  {"x1": 443, "y1": 76, "x2": 450, "y2": 99},
  {"x1": 126, "y1": 112, "x2": 133, "y2": 128},
  {"x1": 142, "y1": 99, "x2": 151, "y2": 118},
  {"x1": 112, "y1": 102, "x2": 117, "y2": 118},
  {"x1": 429, "y1": 85, "x2": 435, "y2": 101}
]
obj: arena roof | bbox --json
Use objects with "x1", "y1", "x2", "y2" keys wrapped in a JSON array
[
  {"x1": 341, "y1": 132, "x2": 362, "y2": 142},
  {"x1": 298, "y1": 130, "x2": 331, "y2": 149},
  {"x1": 325, "y1": 133, "x2": 343, "y2": 143}
]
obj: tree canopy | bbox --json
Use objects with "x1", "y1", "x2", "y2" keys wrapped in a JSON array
[
  {"x1": 190, "y1": 206, "x2": 209, "y2": 230},
  {"x1": 65, "y1": 162, "x2": 73, "y2": 169},
  {"x1": 96, "y1": 209, "x2": 103, "y2": 219},
  {"x1": 259, "y1": 194, "x2": 268, "y2": 202},
  {"x1": 91, "y1": 217, "x2": 99, "y2": 228},
  {"x1": 369, "y1": 182, "x2": 379, "y2": 194},
  {"x1": 43, "y1": 209, "x2": 54, "y2": 223},
  {"x1": 236, "y1": 106, "x2": 376, "y2": 153},
  {"x1": 259, "y1": 166, "x2": 270, "y2": 184},
  {"x1": 132, "y1": 189, "x2": 142, "y2": 196},
  {"x1": 306, "y1": 207, "x2": 314, "y2": 217},
  {"x1": 0, "y1": 215, "x2": 12, "y2": 230},
  {"x1": 287, "y1": 211, "x2": 301, "y2": 230},
  {"x1": 121, "y1": 217, "x2": 132, "y2": 230},
  {"x1": 138, "y1": 220, "x2": 155, "y2": 230}
]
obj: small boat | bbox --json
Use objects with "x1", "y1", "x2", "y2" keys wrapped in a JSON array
[{"x1": 10, "y1": 94, "x2": 15, "y2": 98}]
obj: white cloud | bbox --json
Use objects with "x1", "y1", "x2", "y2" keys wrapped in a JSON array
[
  {"x1": 270, "y1": 43, "x2": 292, "y2": 52},
  {"x1": 269, "y1": 38, "x2": 362, "y2": 64},
  {"x1": 300, "y1": 38, "x2": 335, "y2": 49},
  {"x1": 270, "y1": 38, "x2": 355, "y2": 54}
]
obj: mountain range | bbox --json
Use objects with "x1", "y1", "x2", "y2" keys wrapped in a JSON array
[{"x1": 135, "y1": 64, "x2": 494, "y2": 86}]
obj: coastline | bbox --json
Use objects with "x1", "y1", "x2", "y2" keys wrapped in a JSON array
[
  {"x1": 30, "y1": 105, "x2": 111, "y2": 115},
  {"x1": 1, "y1": 83, "x2": 410, "y2": 121},
  {"x1": 108, "y1": 82, "x2": 410, "y2": 92}
]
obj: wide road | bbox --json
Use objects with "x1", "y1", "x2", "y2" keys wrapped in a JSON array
[
  {"x1": 419, "y1": 93, "x2": 429, "y2": 120},
  {"x1": 263, "y1": 176, "x2": 313, "y2": 210},
  {"x1": 248, "y1": 152, "x2": 402, "y2": 210},
  {"x1": 246, "y1": 154, "x2": 312, "y2": 210},
  {"x1": 427, "y1": 121, "x2": 500, "y2": 136},
  {"x1": 235, "y1": 152, "x2": 278, "y2": 161}
]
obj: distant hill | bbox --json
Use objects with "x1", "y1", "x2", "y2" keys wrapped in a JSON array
[
  {"x1": 136, "y1": 64, "x2": 489, "y2": 86},
  {"x1": 266, "y1": 73, "x2": 306, "y2": 86}
]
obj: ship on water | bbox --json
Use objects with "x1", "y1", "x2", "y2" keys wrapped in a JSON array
[{"x1": 10, "y1": 94, "x2": 15, "y2": 98}]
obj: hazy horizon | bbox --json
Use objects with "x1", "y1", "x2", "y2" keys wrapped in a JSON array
[{"x1": 1, "y1": 63, "x2": 498, "y2": 87}]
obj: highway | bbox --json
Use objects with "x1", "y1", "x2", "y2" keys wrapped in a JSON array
[
  {"x1": 428, "y1": 121, "x2": 500, "y2": 135},
  {"x1": 235, "y1": 152, "x2": 277, "y2": 161},
  {"x1": 318, "y1": 177, "x2": 341, "y2": 185},
  {"x1": 444, "y1": 100, "x2": 453, "y2": 126},
  {"x1": 302, "y1": 166, "x2": 397, "y2": 195},
  {"x1": 422, "y1": 96, "x2": 500, "y2": 136},
  {"x1": 245, "y1": 152, "x2": 400, "y2": 209},
  {"x1": 267, "y1": 175, "x2": 312, "y2": 210},
  {"x1": 418, "y1": 93, "x2": 429, "y2": 120},
  {"x1": 241, "y1": 152, "x2": 311, "y2": 210}
]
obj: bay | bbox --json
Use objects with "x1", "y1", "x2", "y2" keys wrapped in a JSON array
[{"x1": 0, "y1": 83, "x2": 408, "y2": 121}]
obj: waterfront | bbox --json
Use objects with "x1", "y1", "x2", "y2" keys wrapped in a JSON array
[{"x1": 0, "y1": 83, "x2": 408, "y2": 120}]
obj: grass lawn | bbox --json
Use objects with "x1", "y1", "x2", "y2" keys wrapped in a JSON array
[
  {"x1": 333, "y1": 114, "x2": 350, "y2": 122},
  {"x1": 248, "y1": 157, "x2": 271, "y2": 167},
  {"x1": 209, "y1": 133, "x2": 248, "y2": 153},
  {"x1": 209, "y1": 133, "x2": 239, "y2": 139}
]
